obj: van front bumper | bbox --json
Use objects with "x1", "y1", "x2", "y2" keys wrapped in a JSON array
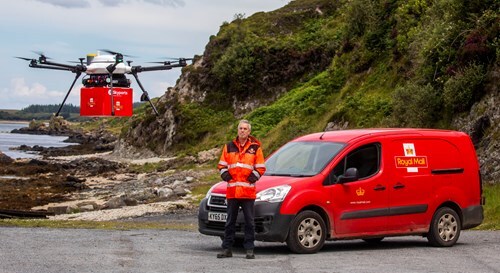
[{"x1": 198, "y1": 198, "x2": 294, "y2": 242}]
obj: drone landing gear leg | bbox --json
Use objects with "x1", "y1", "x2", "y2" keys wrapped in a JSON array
[
  {"x1": 56, "y1": 71, "x2": 82, "y2": 117},
  {"x1": 109, "y1": 73, "x2": 115, "y2": 116},
  {"x1": 131, "y1": 72, "x2": 159, "y2": 116}
]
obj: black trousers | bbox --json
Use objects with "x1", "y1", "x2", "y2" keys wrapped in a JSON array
[{"x1": 222, "y1": 198, "x2": 255, "y2": 250}]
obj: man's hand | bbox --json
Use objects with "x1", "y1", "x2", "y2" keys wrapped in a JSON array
[
  {"x1": 248, "y1": 172, "x2": 259, "y2": 183},
  {"x1": 221, "y1": 171, "x2": 232, "y2": 182}
]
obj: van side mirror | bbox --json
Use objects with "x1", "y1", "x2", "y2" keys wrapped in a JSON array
[{"x1": 338, "y1": 168, "x2": 359, "y2": 183}]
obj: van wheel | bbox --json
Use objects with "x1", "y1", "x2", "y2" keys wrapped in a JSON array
[
  {"x1": 427, "y1": 207, "x2": 461, "y2": 247},
  {"x1": 363, "y1": 237, "x2": 384, "y2": 244},
  {"x1": 286, "y1": 210, "x2": 326, "y2": 254}
]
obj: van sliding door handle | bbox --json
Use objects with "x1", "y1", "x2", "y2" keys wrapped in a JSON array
[
  {"x1": 393, "y1": 183, "x2": 405, "y2": 189},
  {"x1": 373, "y1": 185, "x2": 386, "y2": 191}
]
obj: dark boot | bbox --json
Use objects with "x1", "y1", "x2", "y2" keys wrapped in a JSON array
[
  {"x1": 245, "y1": 249, "x2": 255, "y2": 259},
  {"x1": 217, "y1": 249, "x2": 232, "y2": 258}
]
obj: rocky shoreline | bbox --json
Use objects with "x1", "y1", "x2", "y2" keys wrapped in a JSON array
[{"x1": 0, "y1": 119, "x2": 217, "y2": 222}]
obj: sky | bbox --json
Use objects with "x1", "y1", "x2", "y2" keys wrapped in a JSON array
[{"x1": 0, "y1": 0, "x2": 287, "y2": 110}]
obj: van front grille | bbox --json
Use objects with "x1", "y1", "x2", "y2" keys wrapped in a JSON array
[{"x1": 208, "y1": 194, "x2": 227, "y2": 208}]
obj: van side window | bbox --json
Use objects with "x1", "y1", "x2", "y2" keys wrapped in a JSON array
[{"x1": 329, "y1": 143, "x2": 381, "y2": 184}]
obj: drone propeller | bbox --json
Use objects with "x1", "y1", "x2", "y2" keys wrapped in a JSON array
[
  {"x1": 175, "y1": 58, "x2": 192, "y2": 66},
  {"x1": 15, "y1": 56, "x2": 38, "y2": 66},
  {"x1": 31, "y1": 51, "x2": 53, "y2": 62},
  {"x1": 15, "y1": 56, "x2": 34, "y2": 61},
  {"x1": 99, "y1": 49, "x2": 135, "y2": 58},
  {"x1": 32, "y1": 51, "x2": 47, "y2": 57},
  {"x1": 147, "y1": 57, "x2": 193, "y2": 66},
  {"x1": 161, "y1": 57, "x2": 194, "y2": 61}
]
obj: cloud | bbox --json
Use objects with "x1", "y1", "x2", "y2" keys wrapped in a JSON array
[
  {"x1": 35, "y1": 0, "x2": 91, "y2": 8},
  {"x1": 0, "y1": 78, "x2": 80, "y2": 109},
  {"x1": 99, "y1": 0, "x2": 186, "y2": 7},
  {"x1": 98, "y1": 0, "x2": 128, "y2": 7},
  {"x1": 34, "y1": 0, "x2": 185, "y2": 8},
  {"x1": 10, "y1": 78, "x2": 47, "y2": 97},
  {"x1": 143, "y1": 0, "x2": 185, "y2": 7}
]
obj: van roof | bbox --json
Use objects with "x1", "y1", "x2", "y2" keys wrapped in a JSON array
[{"x1": 296, "y1": 128, "x2": 465, "y2": 143}]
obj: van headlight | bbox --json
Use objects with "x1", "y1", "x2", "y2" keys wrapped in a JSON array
[
  {"x1": 256, "y1": 185, "x2": 291, "y2": 203},
  {"x1": 205, "y1": 183, "x2": 220, "y2": 199}
]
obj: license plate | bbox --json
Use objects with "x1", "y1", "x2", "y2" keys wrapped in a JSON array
[{"x1": 208, "y1": 212, "x2": 227, "y2": 222}]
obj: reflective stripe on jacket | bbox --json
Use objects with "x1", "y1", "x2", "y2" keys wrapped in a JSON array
[{"x1": 218, "y1": 136, "x2": 266, "y2": 199}]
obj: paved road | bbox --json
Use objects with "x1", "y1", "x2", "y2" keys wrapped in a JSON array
[{"x1": 0, "y1": 228, "x2": 498, "y2": 273}]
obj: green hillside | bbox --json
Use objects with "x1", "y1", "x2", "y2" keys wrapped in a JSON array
[{"x1": 123, "y1": 0, "x2": 498, "y2": 160}]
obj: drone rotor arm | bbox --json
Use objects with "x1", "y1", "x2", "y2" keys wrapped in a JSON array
[
  {"x1": 131, "y1": 62, "x2": 185, "y2": 73},
  {"x1": 41, "y1": 59, "x2": 83, "y2": 71},
  {"x1": 29, "y1": 63, "x2": 74, "y2": 71}
]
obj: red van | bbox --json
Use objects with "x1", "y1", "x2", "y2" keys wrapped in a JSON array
[{"x1": 198, "y1": 129, "x2": 484, "y2": 253}]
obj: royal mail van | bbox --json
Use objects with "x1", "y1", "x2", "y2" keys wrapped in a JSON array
[{"x1": 198, "y1": 129, "x2": 484, "y2": 253}]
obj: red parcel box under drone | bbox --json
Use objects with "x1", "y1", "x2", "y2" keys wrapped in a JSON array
[{"x1": 80, "y1": 87, "x2": 133, "y2": 116}]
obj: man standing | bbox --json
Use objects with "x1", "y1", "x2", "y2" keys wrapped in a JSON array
[{"x1": 217, "y1": 119, "x2": 266, "y2": 259}]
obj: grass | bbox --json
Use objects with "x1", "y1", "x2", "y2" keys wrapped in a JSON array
[
  {"x1": 190, "y1": 169, "x2": 221, "y2": 204},
  {"x1": 0, "y1": 219, "x2": 197, "y2": 231},
  {"x1": 75, "y1": 117, "x2": 129, "y2": 135},
  {"x1": 128, "y1": 162, "x2": 166, "y2": 173},
  {"x1": 478, "y1": 183, "x2": 500, "y2": 230}
]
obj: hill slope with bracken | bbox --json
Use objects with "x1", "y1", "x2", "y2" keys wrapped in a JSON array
[{"x1": 117, "y1": 0, "x2": 499, "y2": 183}]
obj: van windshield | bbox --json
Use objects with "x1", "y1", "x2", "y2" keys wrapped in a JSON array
[{"x1": 265, "y1": 141, "x2": 345, "y2": 177}]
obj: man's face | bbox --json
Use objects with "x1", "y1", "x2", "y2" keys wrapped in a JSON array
[{"x1": 238, "y1": 123, "x2": 251, "y2": 140}]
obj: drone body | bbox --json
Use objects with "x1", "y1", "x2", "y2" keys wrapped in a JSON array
[
  {"x1": 17, "y1": 50, "x2": 191, "y2": 117},
  {"x1": 84, "y1": 52, "x2": 132, "y2": 74}
]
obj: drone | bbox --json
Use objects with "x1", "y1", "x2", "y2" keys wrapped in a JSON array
[{"x1": 16, "y1": 50, "x2": 191, "y2": 117}]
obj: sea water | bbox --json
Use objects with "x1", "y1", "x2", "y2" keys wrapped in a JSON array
[{"x1": 0, "y1": 122, "x2": 75, "y2": 159}]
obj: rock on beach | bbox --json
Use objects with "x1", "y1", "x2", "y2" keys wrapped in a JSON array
[
  {"x1": 1, "y1": 117, "x2": 219, "y2": 221},
  {"x1": 0, "y1": 151, "x2": 14, "y2": 164}
]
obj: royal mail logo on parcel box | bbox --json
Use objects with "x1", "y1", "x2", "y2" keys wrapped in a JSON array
[{"x1": 80, "y1": 87, "x2": 133, "y2": 117}]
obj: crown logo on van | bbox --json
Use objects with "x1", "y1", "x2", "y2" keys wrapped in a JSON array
[{"x1": 356, "y1": 187, "x2": 365, "y2": 196}]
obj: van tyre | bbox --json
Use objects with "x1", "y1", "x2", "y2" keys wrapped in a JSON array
[
  {"x1": 427, "y1": 207, "x2": 461, "y2": 247},
  {"x1": 286, "y1": 210, "x2": 326, "y2": 254}
]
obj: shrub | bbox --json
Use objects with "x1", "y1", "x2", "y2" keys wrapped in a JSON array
[
  {"x1": 391, "y1": 83, "x2": 442, "y2": 127},
  {"x1": 342, "y1": 0, "x2": 375, "y2": 37},
  {"x1": 333, "y1": 91, "x2": 392, "y2": 128},
  {"x1": 247, "y1": 104, "x2": 290, "y2": 138},
  {"x1": 443, "y1": 63, "x2": 486, "y2": 113},
  {"x1": 174, "y1": 103, "x2": 235, "y2": 149}
]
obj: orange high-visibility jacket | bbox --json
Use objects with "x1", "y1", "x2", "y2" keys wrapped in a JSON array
[{"x1": 218, "y1": 136, "x2": 266, "y2": 199}]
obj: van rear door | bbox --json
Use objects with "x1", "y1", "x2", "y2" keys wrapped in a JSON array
[{"x1": 385, "y1": 138, "x2": 461, "y2": 231}]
